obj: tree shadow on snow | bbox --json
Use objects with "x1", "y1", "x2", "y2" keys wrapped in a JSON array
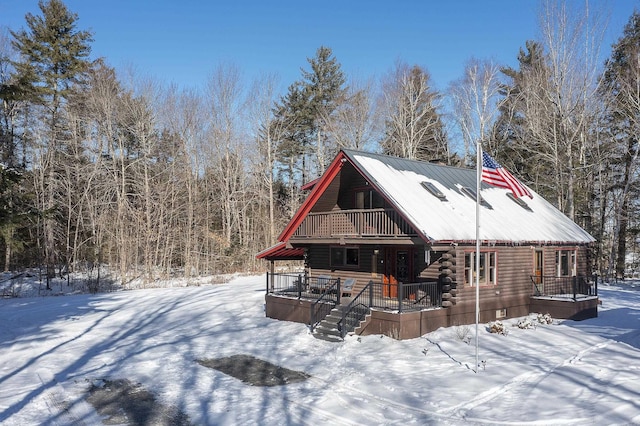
[
  {"x1": 86, "y1": 378, "x2": 190, "y2": 426},
  {"x1": 566, "y1": 307, "x2": 640, "y2": 349}
]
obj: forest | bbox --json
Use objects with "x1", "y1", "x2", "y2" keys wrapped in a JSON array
[{"x1": 0, "y1": 0, "x2": 639, "y2": 287}]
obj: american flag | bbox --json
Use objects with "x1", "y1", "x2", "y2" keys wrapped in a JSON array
[{"x1": 481, "y1": 152, "x2": 532, "y2": 198}]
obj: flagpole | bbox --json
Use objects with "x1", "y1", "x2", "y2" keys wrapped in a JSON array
[{"x1": 475, "y1": 142, "x2": 481, "y2": 373}]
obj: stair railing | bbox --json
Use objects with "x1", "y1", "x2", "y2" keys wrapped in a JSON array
[
  {"x1": 337, "y1": 280, "x2": 374, "y2": 337},
  {"x1": 309, "y1": 278, "x2": 340, "y2": 332}
]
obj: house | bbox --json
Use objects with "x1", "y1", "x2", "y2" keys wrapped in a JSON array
[{"x1": 257, "y1": 149, "x2": 598, "y2": 340}]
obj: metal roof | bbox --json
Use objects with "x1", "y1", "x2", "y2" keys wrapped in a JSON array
[{"x1": 342, "y1": 149, "x2": 595, "y2": 244}]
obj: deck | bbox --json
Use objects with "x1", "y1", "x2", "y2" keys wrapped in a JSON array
[{"x1": 291, "y1": 209, "x2": 418, "y2": 240}]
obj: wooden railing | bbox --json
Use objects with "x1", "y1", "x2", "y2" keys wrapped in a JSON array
[{"x1": 292, "y1": 208, "x2": 417, "y2": 239}]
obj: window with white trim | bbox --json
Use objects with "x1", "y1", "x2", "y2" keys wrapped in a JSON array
[
  {"x1": 555, "y1": 249, "x2": 576, "y2": 277},
  {"x1": 464, "y1": 251, "x2": 497, "y2": 286}
]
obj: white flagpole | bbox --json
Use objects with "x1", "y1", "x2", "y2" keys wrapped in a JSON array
[{"x1": 475, "y1": 142, "x2": 481, "y2": 373}]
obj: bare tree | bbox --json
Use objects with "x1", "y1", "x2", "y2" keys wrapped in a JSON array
[
  {"x1": 535, "y1": 0, "x2": 605, "y2": 219},
  {"x1": 158, "y1": 84, "x2": 208, "y2": 276},
  {"x1": 380, "y1": 62, "x2": 448, "y2": 161},
  {"x1": 246, "y1": 73, "x2": 284, "y2": 245},
  {"x1": 322, "y1": 77, "x2": 379, "y2": 152},
  {"x1": 205, "y1": 64, "x2": 247, "y2": 253},
  {"x1": 449, "y1": 58, "x2": 503, "y2": 166}
]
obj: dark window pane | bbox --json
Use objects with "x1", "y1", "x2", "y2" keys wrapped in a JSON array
[
  {"x1": 346, "y1": 248, "x2": 359, "y2": 266},
  {"x1": 331, "y1": 248, "x2": 344, "y2": 266}
]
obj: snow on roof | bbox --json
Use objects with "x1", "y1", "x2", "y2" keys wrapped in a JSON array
[{"x1": 347, "y1": 150, "x2": 595, "y2": 244}]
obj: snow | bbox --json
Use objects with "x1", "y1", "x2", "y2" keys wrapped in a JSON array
[
  {"x1": 352, "y1": 154, "x2": 595, "y2": 244},
  {"x1": 1, "y1": 274, "x2": 639, "y2": 425}
]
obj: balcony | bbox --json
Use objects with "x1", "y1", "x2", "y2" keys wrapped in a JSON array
[{"x1": 292, "y1": 208, "x2": 417, "y2": 240}]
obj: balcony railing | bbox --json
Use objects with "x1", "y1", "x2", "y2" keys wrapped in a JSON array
[{"x1": 292, "y1": 208, "x2": 417, "y2": 239}]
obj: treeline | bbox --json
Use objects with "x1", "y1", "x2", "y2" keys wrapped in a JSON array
[{"x1": 0, "y1": 1, "x2": 638, "y2": 284}]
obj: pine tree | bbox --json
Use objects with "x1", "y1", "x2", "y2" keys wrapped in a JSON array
[
  {"x1": 601, "y1": 11, "x2": 640, "y2": 279},
  {"x1": 272, "y1": 46, "x2": 347, "y2": 215},
  {"x1": 10, "y1": 0, "x2": 93, "y2": 287},
  {"x1": 493, "y1": 41, "x2": 551, "y2": 188}
]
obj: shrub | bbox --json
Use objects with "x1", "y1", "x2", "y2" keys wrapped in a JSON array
[
  {"x1": 488, "y1": 321, "x2": 508, "y2": 335},
  {"x1": 516, "y1": 317, "x2": 536, "y2": 329},
  {"x1": 537, "y1": 313, "x2": 553, "y2": 325}
]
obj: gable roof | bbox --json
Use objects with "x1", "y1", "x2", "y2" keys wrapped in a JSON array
[
  {"x1": 257, "y1": 149, "x2": 594, "y2": 259},
  {"x1": 344, "y1": 149, "x2": 594, "y2": 244}
]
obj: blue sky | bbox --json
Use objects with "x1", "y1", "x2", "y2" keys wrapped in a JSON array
[{"x1": 1, "y1": 1, "x2": 639, "y2": 93}]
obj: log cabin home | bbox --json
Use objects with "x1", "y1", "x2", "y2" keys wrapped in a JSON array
[{"x1": 257, "y1": 149, "x2": 598, "y2": 341}]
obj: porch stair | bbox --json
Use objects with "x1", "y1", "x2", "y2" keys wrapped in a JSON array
[
  {"x1": 313, "y1": 307, "x2": 344, "y2": 342},
  {"x1": 312, "y1": 303, "x2": 372, "y2": 342}
]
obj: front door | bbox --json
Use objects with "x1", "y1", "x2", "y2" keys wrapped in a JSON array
[
  {"x1": 383, "y1": 248, "x2": 412, "y2": 297},
  {"x1": 534, "y1": 250, "x2": 543, "y2": 284}
]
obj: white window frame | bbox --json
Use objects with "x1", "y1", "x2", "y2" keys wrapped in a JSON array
[
  {"x1": 555, "y1": 249, "x2": 576, "y2": 277},
  {"x1": 464, "y1": 251, "x2": 497, "y2": 286}
]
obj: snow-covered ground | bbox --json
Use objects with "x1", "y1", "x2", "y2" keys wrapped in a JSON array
[{"x1": 0, "y1": 274, "x2": 639, "y2": 425}]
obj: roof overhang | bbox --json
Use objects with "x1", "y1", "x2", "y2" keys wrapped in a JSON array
[{"x1": 256, "y1": 242, "x2": 305, "y2": 261}]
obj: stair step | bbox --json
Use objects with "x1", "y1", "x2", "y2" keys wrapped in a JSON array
[
  {"x1": 311, "y1": 303, "x2": 373, "y2": 343},
  {"x1": 313, "y1": 333, "x2": 343, "y2": 342},
  {"x1": 315, "y1": 325, "x2": 341, "y2": 336},
  {"x1": 324, "y1": 314, "x2": 342, "y2": 323}
]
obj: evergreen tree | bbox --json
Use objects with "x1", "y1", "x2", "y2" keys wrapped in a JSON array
[
  {"x1": 272, "y1": 46, "x2": 346, "y2": 215},
  {"x1": 601, "y1": 11, "x2": 640, "y2": 279},
  {"x1": 10, "y1": 0, "x2": 93, "y2": 286},
  {"x1": 10, "y1": 0, "x2": 93, "y2": 110},
  {"x1": 493, "y1": 41, "x2": 551, "y2": 188}
]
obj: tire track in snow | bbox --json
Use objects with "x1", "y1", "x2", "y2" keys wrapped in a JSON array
[
  {"x1": 438, "y1": 340, "x2": 613, "y2": 423},
  {"x1": 563, "y1": 341, "x2": 610, "y2": 365},
  {"x1": 293, "y1": 376, "x2": 447, "y2": 424}
]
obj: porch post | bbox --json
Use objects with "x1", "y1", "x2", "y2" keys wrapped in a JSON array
[
  {"x1": 368, "y1": 280, "x2": 373, "y2": 306},
  {"x1": 269, "y1": 260, "x2": 275, "y2": 292},
  {"x1": 398, "y1": 281, "x2": 403, "y2": 313}
]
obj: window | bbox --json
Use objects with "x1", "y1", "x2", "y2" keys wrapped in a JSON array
[
  {"x1": 421, "y1": 181, "x2": 447, "y2": 201},
  {"x1": 464, "y1": 251, "x2": 497, "y2": 286},
  {"x1": 355, "y1": 189, "x2": 384, "y2": 209},
  {"x1": 506, "y1": 192, "x2": 532, "y2": 211},
  {"x1": 555, "y1": 249, "x2": 576, "y2": 277},
  {"x1": 461, "y1": 186, "x2": 480, "y2": 201},
  {"x1": 331, "y1": 247, "x2": 359, "y2": 267},
  {"x1": 461, "y1": 187, "x2": 492, "y2": 209}
]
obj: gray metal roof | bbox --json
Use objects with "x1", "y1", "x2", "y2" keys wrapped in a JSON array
[{"x1": 342, "y1": 149, "x2": 595, "y2": 244}]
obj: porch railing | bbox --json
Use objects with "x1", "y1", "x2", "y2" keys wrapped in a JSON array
[
  {"x1": 337, "y1": 279, "x2": 442, "y2": 337},
  {"x1": 267, "y1": 273, "x2": 441, "y2": 310},
  {"x1": 267, "y1": 273, "x2": 442, "y2": 335},
  {"x1": 266, "y1": 272, "x2": 306, "y2": 298},
  {"x1": 266, "y1": 272, "x2": 344, "y2": 300},
  {"x1": 292, "y1": 208, "x2": 417, "y2": 239},
  {"x1": 530, "y1": 275, "x2": 598, "y2": 300}
]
